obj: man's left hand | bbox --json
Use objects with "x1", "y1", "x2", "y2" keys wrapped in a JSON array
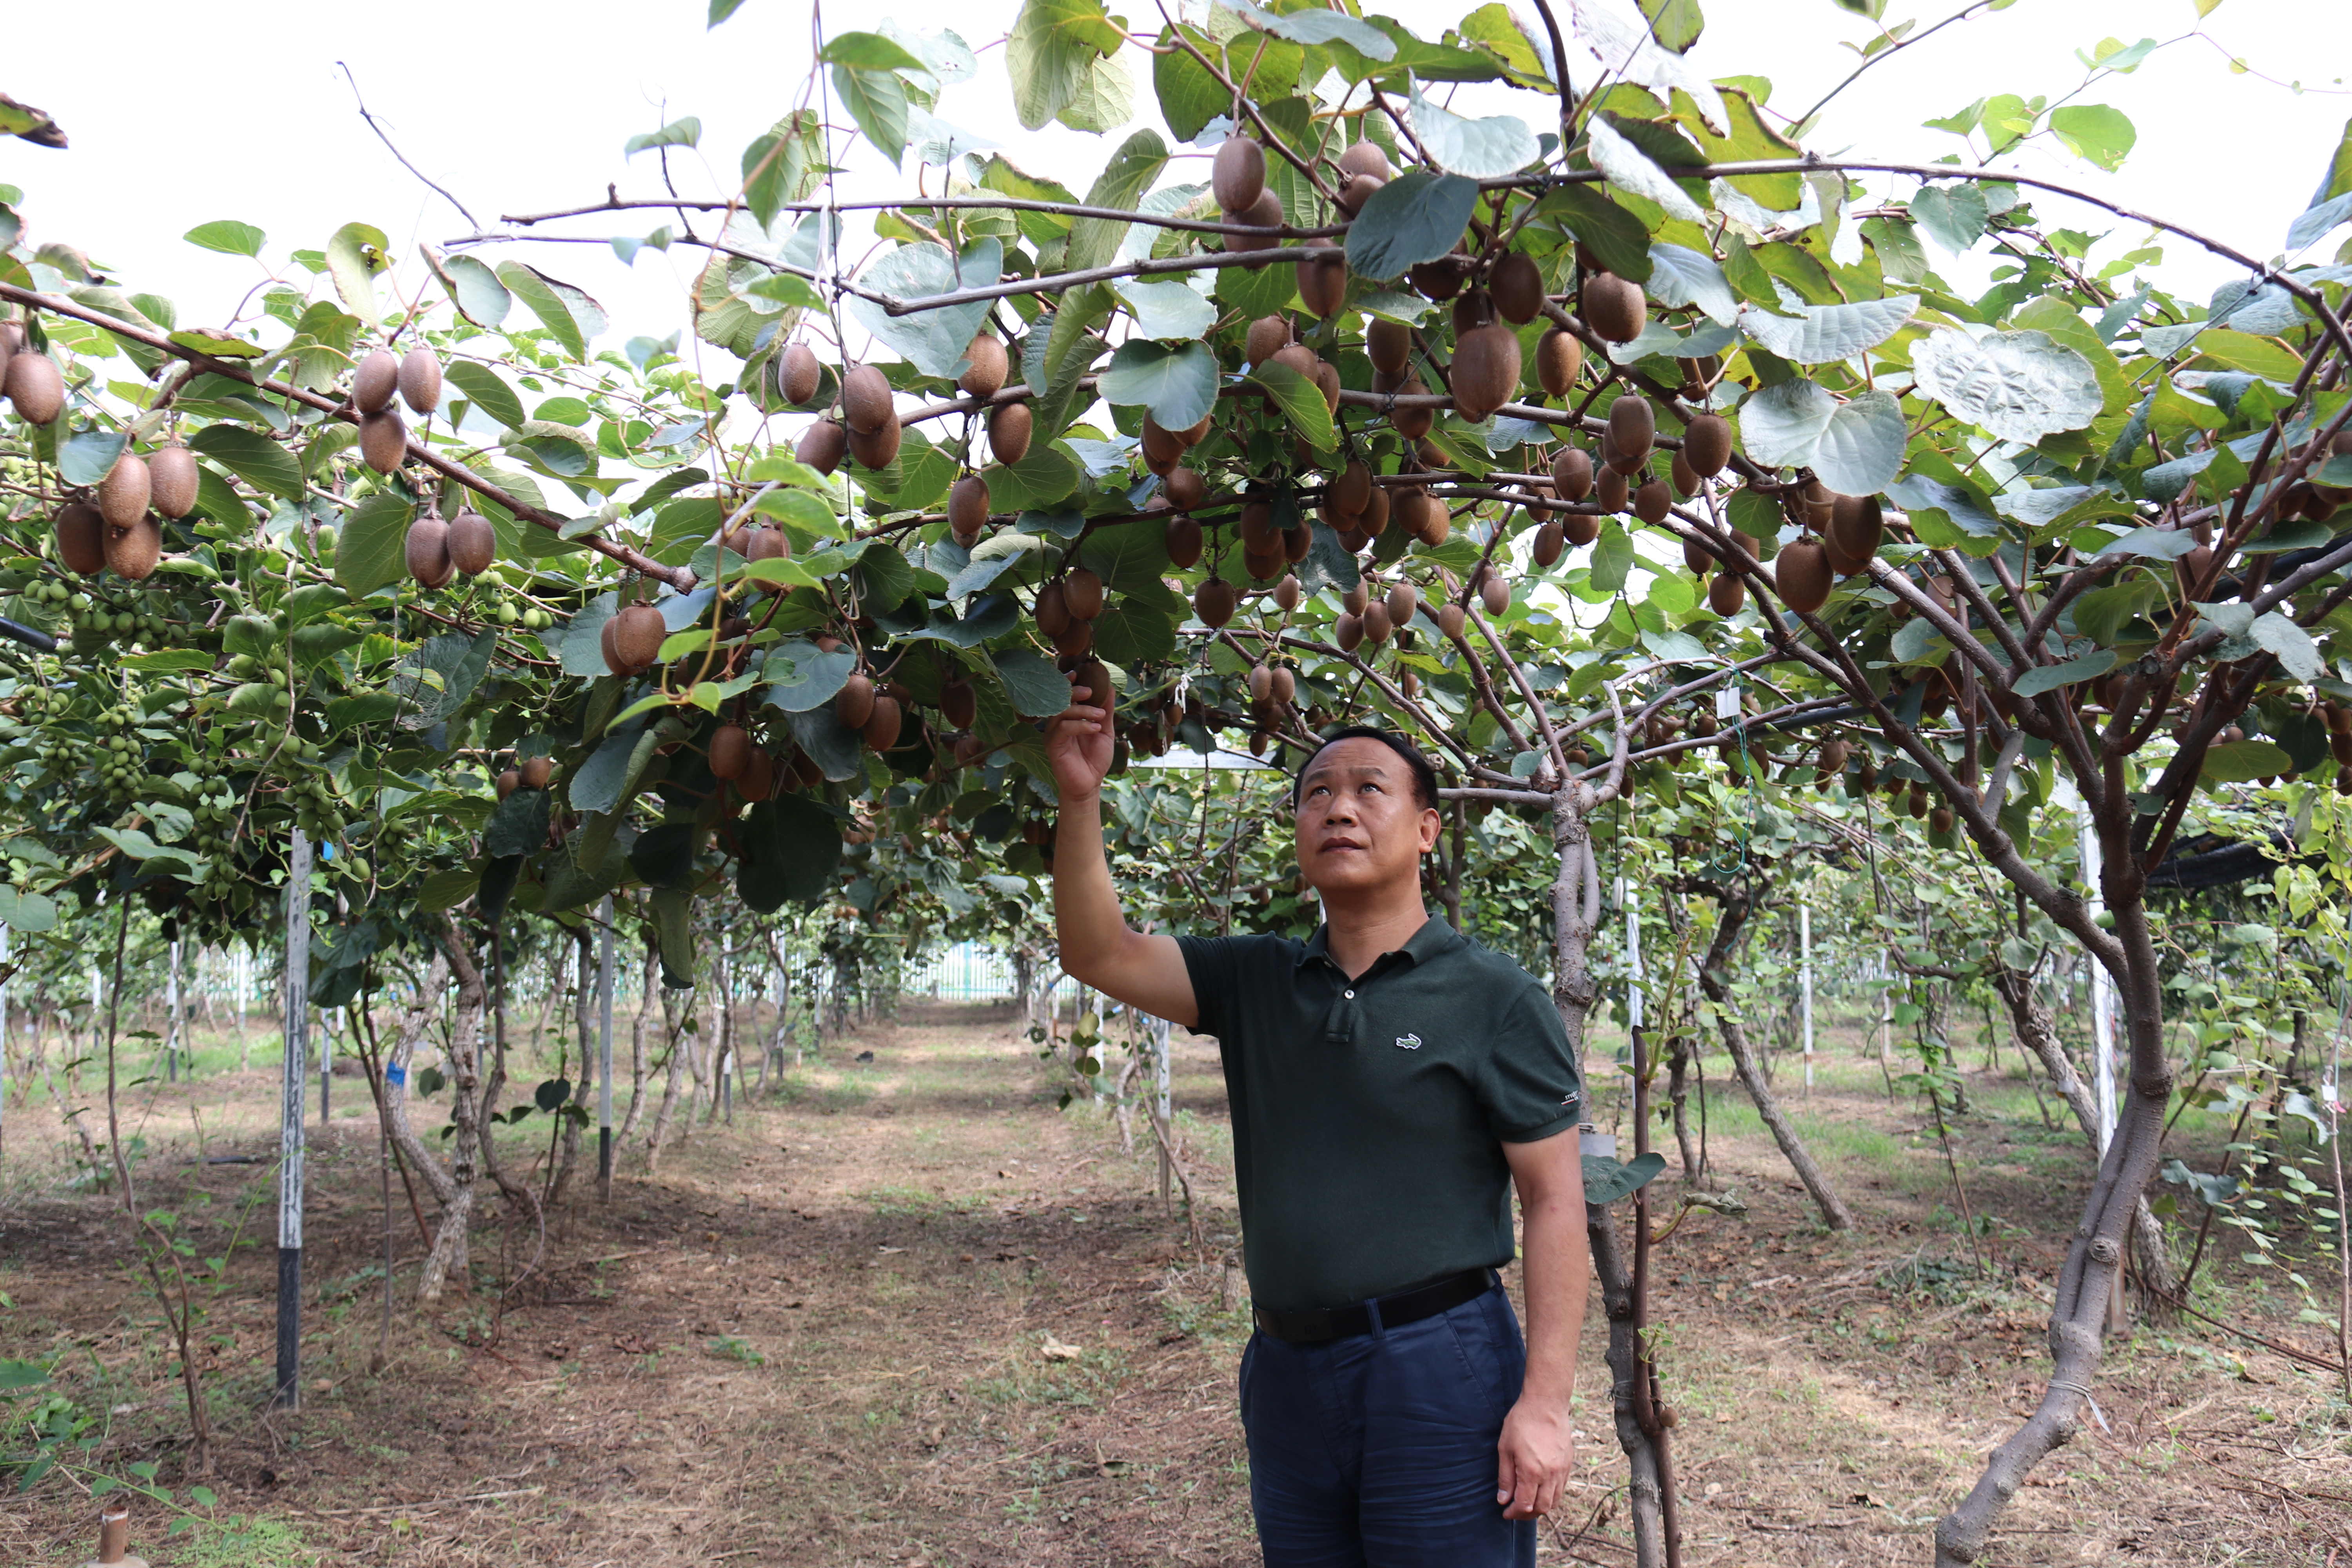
[{"x1": 1495, "y1": 1397, "x2": 1574, "y2": 1519}]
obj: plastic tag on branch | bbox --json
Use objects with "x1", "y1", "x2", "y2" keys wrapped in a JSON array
[{"x1": 1716, "y1": 685, "x2": 1741, "y2": 722}]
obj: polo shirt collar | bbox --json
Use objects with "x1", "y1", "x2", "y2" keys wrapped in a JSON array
[{"x1": 1296, "y1": 916, "x2": 1463, "y2": 970}]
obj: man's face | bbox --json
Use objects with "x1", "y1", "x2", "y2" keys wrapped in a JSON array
[{"x1": 1292, "y1": 739, "x2": 1441, "y2": 897}]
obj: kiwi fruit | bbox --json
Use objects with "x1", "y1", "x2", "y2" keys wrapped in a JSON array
[
  {"x1": 1776, "y1": 538, "x2": 1832, "y2": 614},
  {"x1": 599, "y1": 617, "x2": 625, "y2": 675},
  {"x1": 4, "y1": 350, "x2": 63, "y2": 426},
  {"x1": 710, "y1": 724, "x2": 751, "y2": 780},
  {"x1": 1670, "y1": 452, "x2": 1699, "y2": 498},
  {"x1": 1392, "y1": 377, "x2": 1434, "y2": 439},
  {"x1": 1828, "y1": 492, "x2": 1883, "y2": 562},
  {"x1": 0, "y1": 319, "x2": 19, "y2": 371},
  {"x1": 1930, "y1": 806, "x2": 1955, "y2": 835},
  {"x1": 1298, "y1": 256, "x2": 1348, "y2": 319},
  {"x1": 1339, "y1": 141, "x2": 1391, "y2": 182},
  {"x1": 1361, "y1": 483, "x2": 1391, "y2": 534},
  {"x1": 1336, "y1": 174, "x2": 1384, "y2": 218},
  {"x1": 1450, "y1": 324, "x2": 1522, "y2": 423},
  {"x1": 990, "y1": 402, "x2": 1033, "y2": 465},
  {"x1": 1532, "y1": 520, "x2": 1567, "y2": 567},
  {"x1": 1682, "y1": 539, "x2": 1715, "y2": 574},
  {"x1": 613, "y1": 604, "x2": 667, "y2": 673},
  {"x1": 497, "y1": 768, "x2": 521, "y2": 800},
  {"x1": 1331, "y1": 459, "x2": 1372, "y2": 517},
  {"x1": 1436, "y1": 602, "x2": 1467, "y2": 640},
  {"x1": 949, "y1": 474, "x2": 991, "y2": 536},
  {"x1": 1488, "y1": 251, "x2": 1545, "y2": 325},
  {"x1": 520, "y1": 755, "x2": 555, "y2": 790},
  {"x1": 1386, "y1": 582, "x2": 1420, "y2": 626},
  {"x1": 1682, "y1": 413, "x2": 1732, "y2": 477},
  {"x1": 1799, "y1": 479, "x2": 1834, "y2": 531},
  {"x1": 1550, "y1": 447, "x2": 1595, "y2": 502},
  {"x1": 957, "y1": 333, "x2": 1008, "y2": 401},
  {"x1": 1064, "y1": 566, "x2": 1105, "y2": 621},
  {"x1": 1312, "y1": 359, "x2": 1343, "y2": 415},
  {"x1": 1564, "y1": 514, "x2": 1600, "y2": 547},
  {"x1": 97, "y1": 454, "x2": 151, "y2": 529},
  {"x1": 1581, "y1": 272, "x2": 1646, "y2": 344},
  {"x1": 1245, "y1": 314, "x2": 1291, "y2": 369},
  {"x1": 1166, "y1": 466, "x2": 1206, "y2": 510},
  {"x1": 1194, "y1": 578, "x2": 1239, "y2": 628},
  {"x1": 1054, "y1": 616, "x2": 1097, "y2": 655},
  {"x1": 398, "y1": 347, "x2": 443, "y2": 414},
  {"x1": 1393, "y1": 488, "x2": 1439, "y2": 539},
  {"x1": 1035, "y1": 581, "x2": 1072, "y2": 637},
  {"x1": 1270, "y1": 343, "x2": 1318, "y2": 383},
  {"x1": 147, "y1": 446, "x2": 199, "y2": 519},
  {"x1": 1249, "y1": 663, "x2": 1275, "y2": 703},
  {"x1": 836, "y1": 672, "x2": 877, "y2": 730},
  {"x1": 1245, "y1": 546, "x2": 1284, "y2": 582},
  {"x1": 1236, "y1": 190, "x2": 1286, "y2": 264},
  {"x1": 1596, "y1": 467, "x2": 1629, "y2": 514},
  {"x1": 353, "y1": 349, "x2": 399, "y2": 414},
  {"x1": 1141, "y1": 417, "x2": 1185, "y2": 467},
  {"x1": 1367, "y1": 318, "x2": 1412, "y2": 376},
  {"x1": 848, "y1": 417, "x2": 902, "y2": 470},
  {"x1": 1608, "y1": 395, "x2": 1655, "y2": 467},
  {"x1": 1162, "y1": 518, "x2": 1204, "y2": 578},
  {"x1": 55, "y1": 502, "x2": 105, "y2": 576},
  {"x1": 776, "y1": 342, "x2": 823, "y2": 406},
  {"x1": 1708, "y1": 572, "x2": 1746, "y2": 617},
  {"x1": 1333, "y1": 613, "x2": 1365, "y2": 651},
  {"x1": 102, "y1": 515, "x2": 162, "y2": 581},
  {"x1": 1481, "y1": 575, "x2": 1512, "y2": 617},
  {"x1": 932, "y1": 680, "x2": 976, "y2": 732},
  {"x1": 862, "y1": 695, "x2": 904, "y2": 753},
  {"x1": 1419, "y1": 508, "x2": 1452, "y2": 547},
  {"x1": 360, "y1": 409, "x2": 407, "y2": 474},
  {"x1": 1535, "y1": 328, "x2": 1582, "y2": 398},
  {"x1": 1451, "y1": 288, "x2": 1495, "y2": 339},
  {"x1": 1409, "y1": 254, "x2": 1469, "y2": 301},
  {"x1": 737, "y1": 750, "x2": 777, "y2": 801},
  {"x1": 405, "y1": 514, "x2": 454, "y2": 588},
  {"x1": 842, "y1": 365, "x2": 894, "y2": 433},
  {"x1": 1633, "y1": 478, "x2": 1671, "y2": 525},
  {"x1": 1213, "y1": 134, "x2": 1267, "y2": 216},
  {"x1": 1282, "y1": 521, "x2": 1312, "y2": 563},
  {"x1": 1275, "y1": 575, "x2": 1302, "y2": 610},
  {"x1": 1362, "y1": 602, "x2": 1394, "y2": 643},
  {"x1": 447, "y1": 510, "x2": 497, "y2": 575},
  {"x1": 797, "y1": 419, "x2": 848, "y2": 475}
]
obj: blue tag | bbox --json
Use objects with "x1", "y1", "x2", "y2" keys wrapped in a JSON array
[{"x1": 385, "y1": 1063, "x2": 406, "y2": 1086}]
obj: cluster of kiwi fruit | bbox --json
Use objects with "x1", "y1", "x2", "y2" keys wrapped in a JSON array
[
  {"x1": 1034, "y1": 564, "x2": 1110, "y2": 655},
  {"x1": 353, "y1": 344, "x2": 442, "y2": 473},
  {"x1": 47, "y1": 441, "x2": 203, "y2": 585}
]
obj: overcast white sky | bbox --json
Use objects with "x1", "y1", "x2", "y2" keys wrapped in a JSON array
[{"x1": 4, "y1": 0, "x2": 2347, "y2": 355}]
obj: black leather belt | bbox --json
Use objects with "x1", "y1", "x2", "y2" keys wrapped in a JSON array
[{"x1": 1252, "y1": 1268, "x2": 1496, "y2": 1343}]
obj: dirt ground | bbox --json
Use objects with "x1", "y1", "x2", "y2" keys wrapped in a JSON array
[{"x1": 2, "y1": 1000, "x2": 2348, "y2": 1566}]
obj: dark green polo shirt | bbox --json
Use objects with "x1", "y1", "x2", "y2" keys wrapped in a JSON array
[{"x1": 1177, "y1": 917, "x2": 1583, "y2": 1313}]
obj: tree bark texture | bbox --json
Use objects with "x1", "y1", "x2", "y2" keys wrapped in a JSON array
[{"x1": 416, "y1": 927, "x2": 488, "y2": 1303}]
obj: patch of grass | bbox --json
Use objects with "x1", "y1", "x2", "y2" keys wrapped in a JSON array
[{"x1": 182, "y1": 1514, "x2": 314, "y2": 1568}]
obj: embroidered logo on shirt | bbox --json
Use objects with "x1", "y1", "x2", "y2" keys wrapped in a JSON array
[{"x1": 1396, "y1": 1033, "x2": 1423, "y2": 1050}]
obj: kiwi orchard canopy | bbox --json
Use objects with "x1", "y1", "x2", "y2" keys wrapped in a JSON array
[{"x1": 0, "y1": 0, "x2": 2350, "y2": 1560}]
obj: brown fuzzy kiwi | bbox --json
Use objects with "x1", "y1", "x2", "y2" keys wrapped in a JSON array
[
  {"x1": 1269, "y1": 342, "x2": 1318, "y2": 382},
  {"x1": 147, "y1": 446, "x2": 198, "y2": 519},
  {"x1": 1450, "y1": 288, "x2": 1494, "y2": 339},
  {"x1": 1822, "y1": 532, "x2": 1870, "y2": 578},
  {"x1": 1682, "y1": 413, "x2": 1732, "y2": 477},
  {"x1": 497, "y1": 768, "x2": 521, "y2": 800},
  {"x1": 1564, "y1": 514, "x2": 1600, "y2": 547},
  {"x1": 1036, "y1": 581, "x2": 1074, "y2": 638},
  {"x1": 1240, "y1": 500, "x2": 1279, "y2": 554},
  {"x1": 835, "y1": 672, "x2": 877, "y2": 730},
  {"x1": 1063, "y1": 566, "x2": 1106, "y2": 621},
  {"x1": 103, "y1": 516, "x2": 162, "y2": 581},
  {"x1": 1166, "y1": 466, "x2": 1206, "y2": 509},
  {"x1": 1408, "y1": 254, "x2": 1469, "y2": 301},
  {"x1": 1392, "y1": 377, "x2": 1434, "y2": 439},
  {"x1": 1450, "y1": 324, "x2": 1522, "y2": 422},
  {"x1": 1283, "y1": 521, "x2": 1313, "y2": 563},
  {"x1": 941, "y1": 680, "x2": 978, "y2": 730},
  {"x1": 797, "y1": 419, "x2": 848, "y2": 475},
  {"x1": 4, "y1": 351, "x2": 62, "y2": 426},
  {"x1": 447, "y1": 510, "x2": 497, "y2": 575},
  {"x1": 778, "y1": 341, "x2": 824, "y2": 405},
  {"x1": 97, "y1": 454, "x2": 151, "y2": 529},
  {"x1": 1249, "y1": 663, "x2": 1274, "y2": 703},
  {"x1": 861, "y1": 695, "x2": 904, "y2": 753},
  {"x1": 848, "y1": 416, "x2": 902, "y2": 470},
  {"x1": 1274, "y1": 575, "x2": 1302, "y2": 610},
  {"x1": 360, "y1": 409, "x2": 407, "y2": 474},
  {"x1": 1683, "y1": 539, "x2": 1715, "y2": 573},
  {"x1": 599, "y1": 617, "x2": 625, "y2": 676},
  {"x1": 1362, "y1": 602, "x2": 1394, "y2": 643},
  {"x1": 949, "y1": 474, "x2": 991, "y2": 536},
  {"x1": 989, "y1": 402, "x2": 1033, "y2": 465},
  {"x1": 1140, "y1": 417, "x2": 1185, "y2": 467},
  {"x1": 353, "y1": 349, "x2": 399, "y2": 414},
  {"x1": 1481, "y1": 575, "x2": 1512, "y2": 617},
  {"x1": 1800, "y1": 479, "x2": 1834, "y2": 531},
  {"x1": 1533, "y1": 520, "x2": 1567, "y2": 567},
  {"x1": 1247, "y1": 314, "x2": 1292, "y2": 368},
  {"x1": 405, "y1": 514, "x2": 454, "y2": 588},
  {"x1": 1581, "y1": 272, "x2": 1646, "y2": 344},
  {"x1": 1360, "y1": 483, "x2": 1391, "y2": 534},
  {"x1": 1193, "y1": 579, "x2": 1239, "y2": 628},
  {"x1": 55, "y1": 501, "x2": 105, "y2": 576},
  {"x1": 710, "y1": 724, "x2": 752, "y2": 781},
  {"x1": 1775, "y1": 538, "x2": 1833, "y2": 614},
  {"x1": 1332, "y1": 613, "x2": 1365, "y2": 651},
  {"x1": 0, "y1": 319, "x2": 19, "y2": 373},
  {"x1": 1633, "y1": 479, "x2": 1672, "y2": 525},
  {"x1": 743, "y1": 526, "x2": 791, "y2": 596},
  {"x1": 398, "y1": 347, "x2": 443, "y2": 414},
  {"x1": 842, "y1": 365, "x2": 893, "y2": 433},
  {"x1": 1367, "y1": 318, "x2": 1412, "y2": 376},
  {"x1": 1670, "y1": 451, "x2": 1699, "y2": 498},
  {"x1": 1828, "y1": 492, "x2": 1883, "y2": 562},
  {"x1": 1343, "y1": 581, "x2": 1371, "y2": 617},
  {"x1": 1488, "y1": 250, "x2": 1545, "y2": 325},
  {"x1": 1331, "y1": 459, "x2": 1372, "y2": 517},
  {"x1": 1176, "y1": 412, "x2": 1212, "y2": 446},
  {"x1": 1708, "y1": 573, "x2": 1746, "y2": 616},
  {"x1": 1385, "y1": 582, "x2": 1420, "y2": 626},
  {"x1": 735, "y1": 749, "x2": 776, "y2": 802},
  {"x1": 1298, "y1": 256, "x2": 1348, "y2": 319},
  {"x1": 520, "y1": 755, "x2": 555, "y2": 790},
  {"x1": 1214, "y1": 135, "x2": 1267, "y2": 215},
  {"x1": 1419, "y1": 508, "x2": 1452, "y2": 547},
  {"x1": 1596, "y1": 467, "x2": 1629, "y2": 514},
  {"x1": 1929, "y1": 806, "x2": 1955, "y2": 835},
  {"x1": 947, "y1": 336, "x2": 1004, "y2": 404},
  {"x1": 1235, "y1": 190, "x2": 1286, "y2": 258},
  {"x1": 1607, "y1": 395, "x2": 1655, "y2": 466},
  {"x1": 1393, "y1": 488, "x2": 1439, "y2": 539},
  {"x1": 1551, "y1": 447, "x2": 1595, "y2": 501},
  {"x1": 1244, "y1": 546, "x2": 1283, "y2": 582},
  {"x1": 1339, "y1": 141, "x2": 1391, "y2": 182},
  {"x1": 1311, "y1": 358, "x2": 1342, "y2": 415},
  {"x1": 1165, "y1": 514, "x2": 1203, "y2": 568},
  {"x1": 1535, "y1": 328, "x2": 1582, "y2": 397},
  {"x1": 1336, "y1": 173, "x2": 1384, "y2": 218},
  {"x1": 613, "y1": 604, "x2": 666, "y2": 672}
]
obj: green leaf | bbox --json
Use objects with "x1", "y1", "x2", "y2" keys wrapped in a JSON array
[
  {"x1": 2248, "y1": 610, "x2": 2321, "y2": 680},
  {"x1": 1909, "y1": 183, "x2": 1987, "y2": 256},
  {"x1": 1591, "y1": 520, "x2": 1635, "y2": 593},
  {"x1": 831, "y1": 63, "x2": 910, "y2": 169},
  {"x1": 1248, "y1": 359, "x2": 1335, "y2": 450},
  {"x1": 1736, "y1": 378, "x2": 1838, "y2": 469},
  {"x1": 822, "y1": 31, "x2": 927, "y2": 71},
  {"x1": 708, "y1": 0, "x2": 748, "y2": 24},
  {"x1": 1408, "y1": 86, "x2": 1537, "y2": 179},
  {"x1": 1583, "y1": 117, "x2": 1703, "y2": 223},
  {"x1": 1094, "y1": 602, "x2": 1176, "y2": 664},
  {"x1": 185, "y1": 220, "x2": 264, "y2": 258},
  {"x1": 430, "y1": 252, "x2": 510, "y2": 328},
  {"x1": 1152, "y1": 26, "x2": 1227, "y2": 143},
  {"x1": 739, "y1": 795, "x2": 844, "y2": 912},
  {"x1": 2200, "y1": 739, "x2": 2291, "y2": 783},
  {"x1": 1056, "y1": 51, "x2": 1138, "y2": 135},
  {"x1": 335, "y1": 494, "x2": 414, "y2": 598},
  {"x1": 0, "y1": 886, "x2": 58, "y2": 933},
  {"x1": 845, "y1": 239, "x2": 1003, "y2": 377},
  {"x1": 323, "y1": 221, "x2": 388, "y2": 324},
  {"x1": 624, "y1": 117, "x2": 702, "y2": 156},
  {"x1": 1068, "y1": 131, "x2": 1167, "y2": 274},
  {"x1": 1007, "y1": 0, "x2": 1125, "y2": 132},
  {"x1": 1537, "y1": 186, "x2": 1653, "y2": 282},
  {"x1": 121, "y1": 649, "x2": 217, "y2": 673},
  {"x1": 982, "y1": 444, "x2": 1081, "y2": 512},
  {"x1": 445, "y1": 361, "x2": 526, "y2": 430},
  {"x1": 2048, "y1": 104, "x2": 2135, "y2": 172},
  {"x1": 993, "y1": 648, "x2": 1073, "y2": 717},
  {"x1": 742, "y1": 111, "x2": 825, "y2": 230},
  {"x1": 1098, "y1": 339, "x2": 1220, "y2": 430},
  {"x1": 1740, "y1": 295, "x2": 1917, "y2": 364},
  {"x1": 1222, "y1": 0, "x2": 1396, "y2": 59},
  {"x1": 484, "y1": 785, "x2": 551, "y2": 857},
  {"x1": 1809, "y1": 390, "x2": 1907, "y2": 496},
  {"x1": 494, "y1": 261, "x2": 590, "y2": 360},
  {"x1": 57, "y1": 428, "x2": 128, "y2": 488},
  {"x1": 764, "y1": 643, "x2": 860, "y2": 712},
  {"x1": 2011, "y1": 649, "x2": 2115, "y2": 698},
  {"x1": 1582, "y1": 1151, "x2": 1667, "y2": 1204},
  {"x1": 1115, "y1": 278, "x2": 1217, "y2": 340},
  {"x1": 188, "y1": 423, "x2": 304, "y2": 499},
  {"x1": 1345, "y1": 170, "x2": 1482, "y2": 281},
  {"x1": 1911, "y1": 328, "x2": 2103, "y2": 444}
]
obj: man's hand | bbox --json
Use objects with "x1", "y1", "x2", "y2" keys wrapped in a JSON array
[
  {"x1": 1043, "y1": 693, "x2": 1114, "y2": 806},
  {"x1": 1495, "y1": 1397, "x2": 1574, "y2": 1519}
]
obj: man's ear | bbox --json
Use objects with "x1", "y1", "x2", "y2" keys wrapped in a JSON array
[{"x1": 1417, "y1": 805, "x2": 1442, "y2": 852}]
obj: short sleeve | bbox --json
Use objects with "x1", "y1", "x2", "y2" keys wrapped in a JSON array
[
  {"x1": 1174, "y1": 934, "x2": 1241, "y2": 1039},
  {"x1": 1479, "y1": 983, "x2": 1585, "y2": 1144}
]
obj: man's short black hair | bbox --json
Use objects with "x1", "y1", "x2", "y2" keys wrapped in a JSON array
[{"x1": 1291, "y1": 726, "x2": 1440, "y2": 812}]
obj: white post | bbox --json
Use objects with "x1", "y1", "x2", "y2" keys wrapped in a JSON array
[
  {"x1": 2080, "y1": 807, "x2": 2116, "y2": 1158},
  {"x1": 1619, "y1": 877, "x2": 1643, "y2": 1032},
  {"x1": 275, "y1": 829, "x2": 313, "y2": 1410},
  {"x1": 166, "y1": 939, "x2": 182, "y2": 1082},
  {"x1": 597, "y1": 894, "x2": 615, "y2": 1200},
  {"x1": 1155, "y1": 1014, "x2": 1174, "y2": 1202},
  {"x1": 0, "y1": 922, "x2": 9, "y2": 1158},
  {"x1": 1800, "y1": 899, "x2": 1815, "y2": 1093}
]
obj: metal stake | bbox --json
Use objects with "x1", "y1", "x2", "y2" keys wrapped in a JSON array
[{"x1": 274, "y1": 829, "x2": 312, "y2": 1410}]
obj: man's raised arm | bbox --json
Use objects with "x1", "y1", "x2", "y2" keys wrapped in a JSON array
[{"x1": 1044, "y1": 695, "x2": 1200, "y2": 1030}]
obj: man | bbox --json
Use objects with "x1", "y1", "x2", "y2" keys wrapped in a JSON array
[{"x1": 1046, "y1": 702, "x2": 1588, "y2": 1568}]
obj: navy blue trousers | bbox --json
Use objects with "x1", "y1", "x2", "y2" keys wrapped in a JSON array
[{"x1": 1238, "y1": 1281, "x2": 1537, "y2": 1568}]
